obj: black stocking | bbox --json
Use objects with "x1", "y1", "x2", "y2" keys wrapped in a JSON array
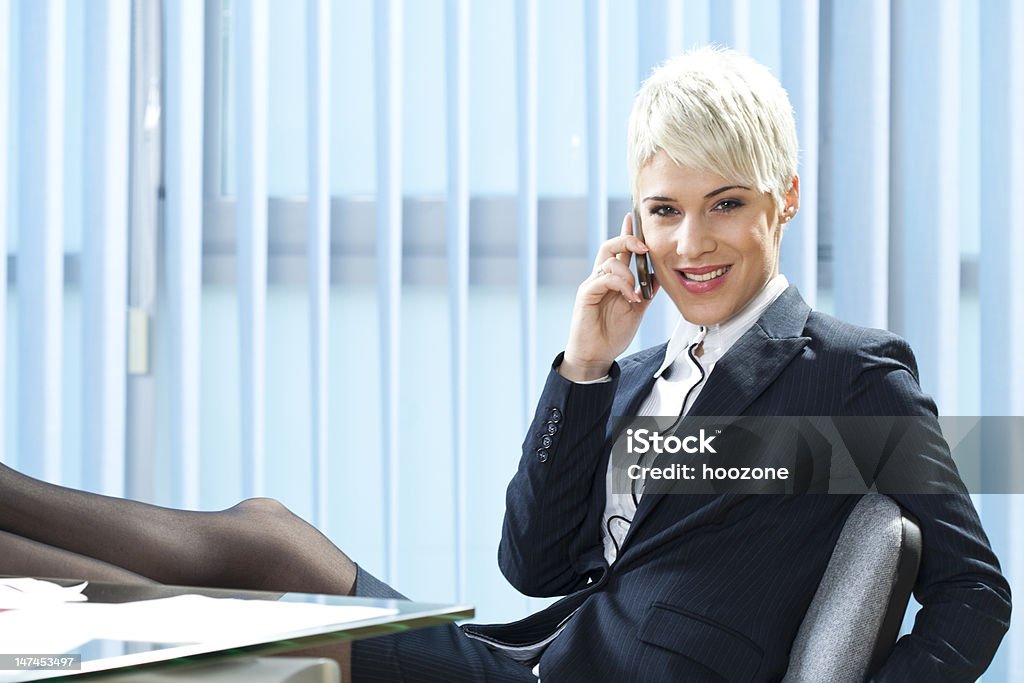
[
  {"x1": 0, "y1": 463, "x2": 358, "y2": 596},
  {"x1": 0, "y1": 529, "x2": 155, "y2": 584}
]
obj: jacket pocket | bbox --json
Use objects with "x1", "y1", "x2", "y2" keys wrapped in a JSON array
[{"x1": 638, "y1": 602, "x2": 764, "y2": 682}]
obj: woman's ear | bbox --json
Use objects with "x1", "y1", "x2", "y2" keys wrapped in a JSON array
[{"x1": 780, "y1": 175, "x2": 800, "y2": 224}]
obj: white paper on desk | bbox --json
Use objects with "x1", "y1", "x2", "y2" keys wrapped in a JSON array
[
  {"x1": 57, "y1": 595, "x2": 398, "y2": 645},
  {"x1": 0, "y1": 577, "x2": 88, "y2": 610}
]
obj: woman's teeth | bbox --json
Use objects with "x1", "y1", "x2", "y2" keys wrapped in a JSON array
[{"x1": 683, "y1": 266, "x2": 730, "y2": 282}]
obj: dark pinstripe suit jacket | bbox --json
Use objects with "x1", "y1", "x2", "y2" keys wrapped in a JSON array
[{"x1": 470, "y1": 287, "x2": 1010, "y2": 682}]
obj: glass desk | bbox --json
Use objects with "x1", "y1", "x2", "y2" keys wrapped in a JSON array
[{"x1": 0, "y1": 578, "x2": 473, "y2": 681}]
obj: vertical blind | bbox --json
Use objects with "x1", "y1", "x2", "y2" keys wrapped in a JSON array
[
  {"x1": 16, "y1": 0, "x2": 65, "y2": 485},
  {"x1": 445, "y1": 0, "x2": 471, "y2": 602},
  {"x1": 0, "y1": 0, "x2": 9, "y2": 464},
  {"x1": 1, "y1": 1, "x2": 1022, "y2": 670},
  {"x1": 163, "y1": 0, "x2": 204, "y2": 510},
  {"x1": 307, "y1": 0, "x2": 331, "y2": 532},
  {"x1": 234, "y1": 0, "x2": 268, "y2": 500},
  {"x1": 82, "y1": 0, "x2": 131, "y2": 497},
  {"x1": 374, "y1": 0, "x2": 403, "y2": 586}
]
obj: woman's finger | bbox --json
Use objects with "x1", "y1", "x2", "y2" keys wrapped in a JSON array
[
  {"x1": 596, "y1": 257, "x2": 635, "y2": 286},
  {"x1": 583, "y1": 267, "x2": 642, "y2": 304},
  {"x1": 595, "y1": 231, "x2": 648, "y2": 266}
]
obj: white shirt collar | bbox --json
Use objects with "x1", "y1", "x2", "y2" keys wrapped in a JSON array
[{"x1": 653, "y1": 274, "x2": 790, "y2": 379}]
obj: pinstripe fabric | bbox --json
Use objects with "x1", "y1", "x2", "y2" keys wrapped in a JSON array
[
  {"x1": 351, "y1": 566, "x2": 535, "y2": 682},
  {"x1": 352, "y1": 287, "x2": 1009, "y2": 681}
]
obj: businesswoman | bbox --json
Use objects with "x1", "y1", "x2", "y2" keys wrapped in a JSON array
[{"x1": 0, "y1": 48, "x2": 1011, "y2": 681}]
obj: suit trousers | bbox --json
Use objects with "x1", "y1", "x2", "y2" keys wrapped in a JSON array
[{"x1": 351, "y1": 566, "x2": 537, "y2": 683}]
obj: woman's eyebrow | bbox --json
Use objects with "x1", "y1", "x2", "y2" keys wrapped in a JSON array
[
  {"x1": 704, "y1": 185, "x2": 751, "y2": 199},
  {"x1": 642, "y1": 185, "x2": 752, "y2": 203}
]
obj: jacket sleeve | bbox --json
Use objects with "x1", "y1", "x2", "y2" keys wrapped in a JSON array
[
  {"x1": 498, "y1": 353, "x2": 618, "y2": 597},
  {"x1": 843, "y1": 335, "x2": 1012, "y2": 682}
]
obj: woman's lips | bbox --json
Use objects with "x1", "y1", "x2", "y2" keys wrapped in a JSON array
[{"x1": 677, "y1": 265, "x2": 732, "y2": 294}]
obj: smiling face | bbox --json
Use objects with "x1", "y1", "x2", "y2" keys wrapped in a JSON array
[{"x1": 637, "y1": 151, "x2": 797, "y2": 326}]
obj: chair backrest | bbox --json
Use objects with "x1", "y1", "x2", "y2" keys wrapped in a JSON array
[{"x1": 782, "y1": 494, "x2": 921, "y2": 683}]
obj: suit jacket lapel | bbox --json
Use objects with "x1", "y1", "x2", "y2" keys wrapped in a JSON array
[
  {"x1": 582, "y1": 344, "x2": 668, "y2": 544},
  {"x1": 611, "y1": 344, "x2": 668, "y2": 419},
  {"x1": 624, "y1": 287, "x2": 813, "y2": 542}
]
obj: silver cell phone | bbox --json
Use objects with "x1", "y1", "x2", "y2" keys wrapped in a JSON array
[{"x1": 632, "y1": 207, "x2": 654, "y2": 300}]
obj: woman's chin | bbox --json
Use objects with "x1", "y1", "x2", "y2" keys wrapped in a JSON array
[{"x1": 669, "y1": 295, "x2": 735, "y2": 327}]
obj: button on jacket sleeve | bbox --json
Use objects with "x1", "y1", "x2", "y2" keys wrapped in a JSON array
[{"x1": 499, "y1": 353, "x2": 620, "y2": 598}]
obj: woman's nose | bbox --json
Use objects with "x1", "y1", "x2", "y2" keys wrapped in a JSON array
[{"x1": 674, "y1": 217, "x2": 715, "y2": 259}]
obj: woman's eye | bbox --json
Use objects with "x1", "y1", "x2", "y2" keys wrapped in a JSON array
[
  {"x1": 713, "y1": 199, "x2": 743, "y2": 212},
  {"x1": 650, "y1": 205, "x2": 678, "y2": 217}
]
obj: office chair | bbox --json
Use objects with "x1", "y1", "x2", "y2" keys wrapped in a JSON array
[{"x1": 782, "y1": 494, "x2": 921, "y2": 683}]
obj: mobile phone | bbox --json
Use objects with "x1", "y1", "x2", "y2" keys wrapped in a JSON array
[{"x1": 632, "y1": 207, "x2": 654, "y2": 300}]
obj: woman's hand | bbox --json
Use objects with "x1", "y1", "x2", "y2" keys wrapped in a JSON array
[{"x1": 560, "y1": 213, "x2": 660, "y2": 382}]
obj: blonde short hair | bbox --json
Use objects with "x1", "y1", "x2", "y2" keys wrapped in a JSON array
[{"x1": 627, "y1": 46, "x2": 798, "y2": 210}]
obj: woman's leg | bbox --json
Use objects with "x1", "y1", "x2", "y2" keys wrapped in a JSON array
[
  {"x1": 0, "y1": 529, "x2": 156, "y2": 584},
  {"x1": 0, "y1": 463, "x2": 357, "y2": 595}
]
